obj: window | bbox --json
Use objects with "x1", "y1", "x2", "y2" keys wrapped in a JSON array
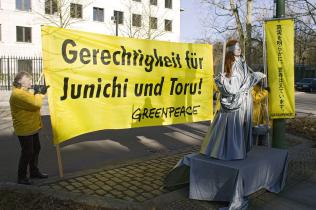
[
  {"x1": 18, "y1": 59, "x2": 33, "y2": 74},
  {"x1": 45, "y1": 0, "x2": 58, "y2": 15},
  {"x1": 165, "y1": 0, "x2": 172, "y2": 9},
  {"x1": 16, "y1": 0, "x2": 31, "y2": 11},
  {"x1": 93, "y1": 7, "x2": 104, "y2": 22},
  {"x1": 165, "y1": 19, "x2": 172, "y2": 31},
  {"x1": 70, "y1": 3, "x2": 82, "y2": 19},
  {"x1": 16, "y1": 26, "x2": 32, "y2": 42},
  {"x1": 150, "y1": 17, "x2": 157, "y2": 29},
  {"x1": 113, "y1": 11, "x2": 124, "y2": 24},
  {"x1": 132, "y1": 14, "x2": 141, "y2": 27},
  {"x1": 150, "y1": 0, "x2": 157, "y2": 5}
]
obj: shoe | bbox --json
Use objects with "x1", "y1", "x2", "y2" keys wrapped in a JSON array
[
  {"x1": 30, "y1": 172, "x2": 48, "y2": 179},
  {"x1": 18, "y1": 178, "x2": 32, "y2": 185}
]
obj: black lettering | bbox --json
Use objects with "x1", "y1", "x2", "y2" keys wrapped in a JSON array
[
  {"x1": 80, "y1": 48, "x2": 91, "y2": 64},
  {"x1": 192, "y1": 105, "x2": 200, "y2": 114},
  {"x1": 174, "y1": 107, "x2": 180, "y2": 117},
  {"x1": 100, "y1": 50, "x2": 111, "y2": 65},
  {"x1": 134, "y1": 84, "x2": 143, "y2": 97},
  {"x1": 155, "y1": 108, "x2": 162, "y2": 118},
  {"x1": 96, "y1": 78, "x2": 102, "y2": 97},
  {"x1": 112, "y1": 76, "x2": 121, "y2": 97},
  {"x1": 60, "y1": 77, "x2": 69, "y2": 100},
  {"x1": 144, "y1": 55, "x2": 154, "y2": 72},
  {"x1": 71, "y1": 84, "x2": 82, "y2": 99},
  {"x1": 154, "y1": 49, "x2": 163, "y2": 67},
  {"x1": 149, "y1": 108, "x2": 155, "y2": 118},
  {"x1": 113, "y1": 51, "x2": 121, "y2": 65},
  {"x1": 92, "y1": 49, "x2": 99, "y2": 65},
  {"x1": 83, "y1": 84, "x2": 95, "y2": 98},
  {"x1": 169, "y1": 107, "x2": 175, "y2": 117},
  {"x1": 164, "y1": 56, "x2": 172, "y2": 67},
  {"x1": 170, "y1": 77, "x2": 178, "y2": 95},
  {"x1": 103, "y1": 84, "x2": 111, "y2": 97},
  {"x1": 132, "y1": 108, "x2": 141, "y2": 121},
  {"x1": 121, "y1": 46, "x2": 131, "y2": 65},
  {"x1": 143, "y1": 108, "x2": 149, "y2": 119},
  {"x1": 62, "y1": 39, "x2": 77, "y2": 63}
]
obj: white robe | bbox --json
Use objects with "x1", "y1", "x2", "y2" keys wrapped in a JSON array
[{"x1": 200, "y1": 58, "x2": 266, "y2": 160}]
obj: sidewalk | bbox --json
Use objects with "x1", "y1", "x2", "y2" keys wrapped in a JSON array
[{"x1": 1, "y1": 134, "x2": 316, "y2": 210}]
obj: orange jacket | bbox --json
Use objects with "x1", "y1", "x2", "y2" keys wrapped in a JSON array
[
  {"x1": 10, "y1": 87, "x2": 44, "y2": 136},
  {"x1": 252, "y1": 85, "x2": 270, "y2": 126}
]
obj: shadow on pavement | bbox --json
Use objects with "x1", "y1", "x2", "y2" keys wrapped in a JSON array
[{"x1": 0, "y1": 114, "x2": 208, "y2": 182}]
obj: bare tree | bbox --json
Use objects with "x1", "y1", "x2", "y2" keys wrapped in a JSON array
[
  {"x1": 36, "y1": 0, "x2": 92, "y2": 28},
  {"x1": 201, "y1": 0, "x2": 276, "y2": 66},
  {"x1": 287, "y1": 0, "x2": 316, "y2": 64},
  {"x1": 201, "y1": 0, "x2": 259, "y2": 63},
  {"x1": 118, "y1": 0, "x2": 170, "y2": 40}
]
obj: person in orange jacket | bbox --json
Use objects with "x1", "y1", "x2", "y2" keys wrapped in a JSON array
[
  {"x1": 252, "y1": 83, "x2": 269, "y2": 126},
  {"x1": 252, "y1": 82, "x2": 271, "y2": 145},
  {"x1": 10, "y1": 71, "x2": 49, "y2": 185}
]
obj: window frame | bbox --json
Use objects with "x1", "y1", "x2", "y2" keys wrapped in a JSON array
[
  {"x1": 16, "y1": 0, "x2": 32, "y2": 11},
  {"x1": 164, "y1": 19, "x2": 172, "y2": 32},
  {"x1": 93, "y1": 7, "x2": 104, "y2": 22},
  {"x1": 70, "y1": 3, "x2": 83, "y2": 19},
  {"x1": 45, "y1": 0, "x2": 58, "y2": 15},
  {"x1": 132, "y1": 14, "x2": 142, "y2": 27},
  {"x1": 165, "y1": 0, "x2": 172, "y2": 9},
  {"x1": 150, "y1": 0, "x2": 157, "y2": 6},
  {"x1": 16, "y1": 26, "x2": 32, "y2": 43},
  {"x1": 150, "y1": 17, "x2": 157, "y2": 30}
]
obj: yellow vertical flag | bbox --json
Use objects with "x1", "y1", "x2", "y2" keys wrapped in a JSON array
[{"x1": 265, "y1": 19, "x2": 295, "y2": 119}]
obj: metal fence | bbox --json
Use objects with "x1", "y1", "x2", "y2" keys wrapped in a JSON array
[{"x1": 0, "y1": 56, "x2": 45, "y2": 90}]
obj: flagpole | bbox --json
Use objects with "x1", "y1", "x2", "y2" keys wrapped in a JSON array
[
  {"x1": 263, "y1": 23, "x2": 271, "y2": 147},
  {"x1": 37, "y1": 73, "x2": 64, "y2": 177},
  {"x1": 221, "y1": 41, "x2": 226, "y2": 74},
  {"x1": 56, "y1": 144, "x2": 64, "y2": 178}
]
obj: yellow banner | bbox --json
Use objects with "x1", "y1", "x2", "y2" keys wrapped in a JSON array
[
  {"x1": 41, "y1": 26, "x2": 213, "y2": 144},
  {"x1": 265, "y1": 19, "x2": 295, "y2": 119}
]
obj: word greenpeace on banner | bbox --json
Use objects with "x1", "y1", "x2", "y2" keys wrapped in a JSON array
[
  {"x1": 60, "y1": 76, "x2": 203, "y2": 100},
  {"x1": 62, "y1": 39, "x2": 204, "y2": 72},
  {"x1": 132, "y1": 105, "x2": 201, "y2": 122}
]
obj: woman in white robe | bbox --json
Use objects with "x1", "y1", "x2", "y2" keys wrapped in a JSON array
[{"x1": 200, "y1": 40, "x2": 266, "y2": 160}]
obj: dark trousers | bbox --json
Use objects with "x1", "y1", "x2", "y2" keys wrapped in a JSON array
[{"x1": 18, "y1": 133, "x2": 41, "y2": 179}]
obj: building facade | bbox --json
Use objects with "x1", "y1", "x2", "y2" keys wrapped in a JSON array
[{"x1": 0, "y1": 0, "x2": 180, "y2": 57}]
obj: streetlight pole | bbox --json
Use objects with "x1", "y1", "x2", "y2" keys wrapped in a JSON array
[
  {"x1": 112, "y1": 11, "x2": 119, "y2": 36},
  {"x1": 115, "y1": 16, "x2": 119, "y2": 36},
  {"x1": 272, "y1": 0, "x2": 287, "y2": 148}
]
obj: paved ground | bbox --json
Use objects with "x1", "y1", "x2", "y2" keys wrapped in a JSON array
[
  {"x1": 1, "y1": 136, "x2": 315, "y2": 210},
  {"x1": 1, "y1": 90, "x2": 316, "y2": 209}
]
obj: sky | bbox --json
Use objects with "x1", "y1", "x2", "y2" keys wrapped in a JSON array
[
  {"x1": 180, "y1": 0, "x2": 274, "y2": 43},
  {"x1": 180, "y1": 0, "x2": 209, "y2": 42}
]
